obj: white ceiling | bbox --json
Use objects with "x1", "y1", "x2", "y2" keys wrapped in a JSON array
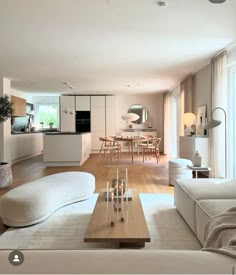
[{"x1": 0, "y1": 0, "x2": 236, "y2": 95}]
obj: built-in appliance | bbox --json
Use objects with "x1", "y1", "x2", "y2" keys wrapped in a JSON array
[{"x1": 75, "y1": 111, "x2": 91, "y2": 133}]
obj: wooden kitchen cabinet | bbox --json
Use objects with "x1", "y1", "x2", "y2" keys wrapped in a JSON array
[{"x1": 11, "y1": 95, "x2": 26, "y2": 116}]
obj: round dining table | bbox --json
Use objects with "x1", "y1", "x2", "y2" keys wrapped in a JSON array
[{"x1": 114, "y1": 136, "x2": 146, "y2": 163}]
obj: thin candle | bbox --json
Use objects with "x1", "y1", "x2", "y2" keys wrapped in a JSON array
[
  {"x1": 125, "y1": 168, "x2": 128, "y2": 221},
  {"x1": 106, "y1": 181, "x2": 110, "y2": 224},
  {"x1": 116, "y1": 168, "x2": 119, "y2": 213},
  {"x1": 121, "y1": 185, "x2": 125, "y2": 222},
  {"x1": 111, "y1": 191, "x2": 115, "y2": 226},
  {"x1": 126, "y1": 168, "x2": 128, "y2": 193}
]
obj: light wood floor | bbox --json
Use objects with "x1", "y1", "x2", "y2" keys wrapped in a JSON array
[{"x1": 0, "y1": 153, "x2": 173, "y2": 234}]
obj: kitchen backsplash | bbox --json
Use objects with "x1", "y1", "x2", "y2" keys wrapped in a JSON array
[{"x1": 11, "y1": 115, "x2": 30, "y2": 132}]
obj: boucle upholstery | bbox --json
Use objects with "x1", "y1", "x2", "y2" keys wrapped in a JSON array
[
  {"x1": 169, "y1": 158, "x2": 192, "y2": 186},
  {"x1": 169, "y1": 158, "x2": 192, "y2": 168},
  {"x1": 0, "y1": 172, "x2": 95, "y2": 227}
]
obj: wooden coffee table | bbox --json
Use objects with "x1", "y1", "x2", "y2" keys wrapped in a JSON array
[{"x1": 84, "y1": 189, "x2": 150, "y2": 248}]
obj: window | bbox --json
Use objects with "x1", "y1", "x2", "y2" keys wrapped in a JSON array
[{"x1": 35, "y1": 103, "x2": 59, "y2": 128}]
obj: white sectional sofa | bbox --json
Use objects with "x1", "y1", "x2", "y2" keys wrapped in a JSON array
[{"x1": 174, "y1": 178, "x2": 236, "y2": 245}]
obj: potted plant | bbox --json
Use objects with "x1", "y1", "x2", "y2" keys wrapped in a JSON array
[
  {"x1": 0, "y1": 95, "x2": 14, "y2": 123},
  {"x1": 49, "y1": 121, "x2": 54, "y2": 129},
  {"x1": 0, "y1": 95, "x2": 14, "y2": 189}
]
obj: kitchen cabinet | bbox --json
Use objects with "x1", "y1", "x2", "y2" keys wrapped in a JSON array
[
  {"x1": 75, "y1": 96, "x2": 90, "y2": 111},
  {"x1": 11, "y1": 133, "x2": 43, "y2": 163},
  {"x1": 11, "y1": 95, "x2": 26, "y2": 116},
  {"x1": 59, "y1": 95, "x2": 116, "y2": 151},
  {"x1": 60, "y1": 95, "x2": 75, "y2": 107},
  {"x1": 60, "y1": 96, "x2": 75, "y2": 132},
  {"x1": 106, "y1": 96, "x2": 116, "y2": 137},
  {"x1": 179, "y1": 136, "x2": 209, "y2": 166},
  {"x1": 91, "y1": 96, "x2": 105, "y2": 151},
  {"x1": 43, "y1": 133, "x2": 91, "y2": 166}
]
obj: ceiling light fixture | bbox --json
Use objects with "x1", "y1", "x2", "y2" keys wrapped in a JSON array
[
  {"x1": 208, "y1": 0, "x2": 226, "y2": 3},
  {"x1": 126, "y1": 83, "x2": 140, "y2": 88},
  {"x1": 156, "y1": 1, "x2": 166, "y2": 7},
  {"x1": 63, "y1": 81, "x2": 73, "y2": 89}
]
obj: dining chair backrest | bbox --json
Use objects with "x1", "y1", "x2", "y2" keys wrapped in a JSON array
[
  {"x1": 153, "y1": 137, "x2": 162, "y2": 148},
  {"x1": 146, "y1": 136, "x2": 155, "y2": 146}
]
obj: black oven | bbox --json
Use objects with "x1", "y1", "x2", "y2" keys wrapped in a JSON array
[{"x1": 75, "y1": 111, "x2": 91, "y2": 133}]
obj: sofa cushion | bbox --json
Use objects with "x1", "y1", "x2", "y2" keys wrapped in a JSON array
[
  {"x1": 169, "y1": 158, "x2": 192, "y2": 168},
  {"x1": 196, "y1": 199, "x2": 236, "y2": 245},
  {"x1": 174, "y1": 178, "x2": 236, "y2": 234},
  {"x1": 0, "y1": 172, "x2": 95, "y2": 227},
  {"x1": 176, "y1": 178, "x2": 236, "y2": 200}
]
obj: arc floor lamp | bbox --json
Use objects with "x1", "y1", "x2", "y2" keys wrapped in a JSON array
[{"x1": 204, "y1": 107, "x2": 227, "y2": 178}]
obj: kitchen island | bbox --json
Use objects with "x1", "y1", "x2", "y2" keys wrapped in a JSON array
[{"x1": 43, "y1": 132, "x2": 91, "y2": 167}]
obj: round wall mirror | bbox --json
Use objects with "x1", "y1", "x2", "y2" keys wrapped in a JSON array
[{"x1": 128, "y1": 104, "x2": 148, "y2": 124}]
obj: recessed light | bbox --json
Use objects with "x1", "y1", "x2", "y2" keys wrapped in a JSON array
[{"x1": 156, "y1": 1, "x2": 166, "y2": 7}]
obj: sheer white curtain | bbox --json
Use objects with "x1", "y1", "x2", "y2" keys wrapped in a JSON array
[
  {"x1": 227, "y1": 44, "x2": 236, "y2": 178},
  {"x1": 164, "y1": 92, "x2": 171, "y2": 155},
  {"x1": 209, "y1": 52, "x2": 228, "y2": 178},
  {"x1": 164, "y1": 92, "x2": 179, "y2": 157}
]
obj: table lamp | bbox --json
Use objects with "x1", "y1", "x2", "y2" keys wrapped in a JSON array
[{"x1": 183, "y1": 113, "x2": 196, "y2": 136}]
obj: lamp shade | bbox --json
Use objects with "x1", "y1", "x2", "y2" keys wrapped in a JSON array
[
  {"x1": 204, "y1": 119, "x2": 222, "y2": 129},
  {"x1": 121, "y1": 113, "x2": 140, "y2": 122},
  {"x1": 183, "y1": 113, "x2": 196, "y2": 126}
]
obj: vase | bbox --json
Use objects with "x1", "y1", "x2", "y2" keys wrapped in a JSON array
[{"x1": 0, "y1": 162, "x2": 13, "y2": 189}]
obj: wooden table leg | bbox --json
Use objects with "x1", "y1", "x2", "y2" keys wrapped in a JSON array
[{"x1": 131, "y1": 140, "x2": 134, "y2": 163}]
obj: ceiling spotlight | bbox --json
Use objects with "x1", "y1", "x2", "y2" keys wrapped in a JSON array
[
  {"x1": 156, "y1": 1, "x2": 166, "y2": 7},
  {"x1": 63, "y1": 81, "x2": 73, "y2": 89},
  {"x1": 208, "y1": 0, "x2": 226, "y2": 3}
]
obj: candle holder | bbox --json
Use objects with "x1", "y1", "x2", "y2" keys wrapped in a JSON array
[{"x1": 106, "y1": 168, "x2": 129, "y2": 226}]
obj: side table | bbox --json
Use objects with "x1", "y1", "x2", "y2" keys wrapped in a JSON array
[{"x1": 187, "y1": 165, "x2": 211, "y2": 178}]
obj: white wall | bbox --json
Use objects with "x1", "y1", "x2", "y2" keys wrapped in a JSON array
[
  {"x1": 193, "y1": 64, "x2": 211, "y2": 118},
  {"x1": 31, "y1": 95, "x2": 59, "y2": 105}
]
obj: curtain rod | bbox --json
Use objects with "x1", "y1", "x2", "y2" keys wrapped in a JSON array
[{"x1": 215, "y1": 40, "x2": 236, "y2": 57}]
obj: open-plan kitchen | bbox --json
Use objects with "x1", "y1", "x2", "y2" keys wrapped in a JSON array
[{"x1": 6, "y1": 92, "x2": 164, "y2": 167}]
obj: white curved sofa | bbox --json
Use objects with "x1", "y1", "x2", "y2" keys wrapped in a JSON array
[{"x1": 0, "y1": 172, "x2": 95, "y2": 227}]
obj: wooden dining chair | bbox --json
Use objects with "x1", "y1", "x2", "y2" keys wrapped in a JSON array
[
  {"x1": 142, "y1": 137, "x2": 161, "y2": 163},
  {"x1": 99, "y1": 137, "x2": 121, "y2": 163},
  {"x1": 137, "y1": 135, "x2": 153, "y2": 157}
]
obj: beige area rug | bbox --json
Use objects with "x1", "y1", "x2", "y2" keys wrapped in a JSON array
[{"x1": 0, "y1": 194, "x2": 201, "y2": 250}]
